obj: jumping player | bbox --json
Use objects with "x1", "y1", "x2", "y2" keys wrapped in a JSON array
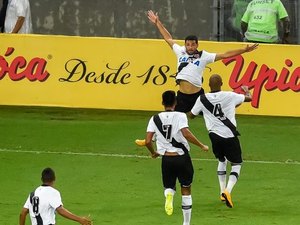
[{"x1": 135, "y1": 10, "x2": 258, "y2": 146}]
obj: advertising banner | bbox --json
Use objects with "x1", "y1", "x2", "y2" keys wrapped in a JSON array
[{"x1": 0, "y1": 34, "x2": 299, "y2": 116}]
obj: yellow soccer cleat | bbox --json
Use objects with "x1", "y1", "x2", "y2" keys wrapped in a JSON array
[
  {"x1": 165, "y1": 193, "x2": 174, "y2": 216},
  {"x1": 135, "y1": 139, "x2": 146, "y2": 146},
  {"x1": 222, "y1": 190, "x2": 233, "y2": 208},
  {"x1": 220, "y1": 195, "x2": 226, "y2": 202}
]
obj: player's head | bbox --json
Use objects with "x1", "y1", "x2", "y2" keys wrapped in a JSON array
[
  {"x1": 162, "y1": 90, "x2": 176, "y2": 108},
  {"x1": 209, "y1": 74, "x2": 223, "y2": 91},
  {"x1": 41, "y1": 167, "x2": 56, "y2": 184},
  {"x1": 184, "y1": 35, "x2": 198, "y2": 55}
]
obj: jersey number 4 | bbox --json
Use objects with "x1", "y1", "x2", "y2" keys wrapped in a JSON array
[{"x1": 213, "y1": 104, "x2": 225, "y2": 120}]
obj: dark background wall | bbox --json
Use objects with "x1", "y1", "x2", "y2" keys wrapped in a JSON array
[
  {"x1": 1, "y1": 0, "x2": 299, "y2": 43},
  {"x1": 30, "y1": 0, "x2": 214, "y2": 40}
]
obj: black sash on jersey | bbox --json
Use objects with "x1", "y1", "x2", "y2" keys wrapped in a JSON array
[
  {"x1": 153, "y1": 114, "x2": 189, "y2": 155},
  {"x1": 177, "y1": 50, "x2": 203, "y2": 73},
  {"x1": 30, "y1": 191, "x2": 44, "y2": 225},
  {"x1": 200, "y1": 94, "x2": 240, "y2": 137}
]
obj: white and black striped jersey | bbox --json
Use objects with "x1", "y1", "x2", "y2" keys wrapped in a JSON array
[
  {"x1": 147, "y1": 111, "x2": 190, "y2": 155},
  {"x1": 191, "y1": 91, "x2": 245, "y2": 138},
  {"x1": 23, "y1": 185, "x2": 63, "y2": 225},
  {"x1": 173, "y1": 43, "x2": 216, "y2": 87}
]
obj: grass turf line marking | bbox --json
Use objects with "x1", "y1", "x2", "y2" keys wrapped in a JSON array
[{"x1": 0, "y1": 148, "x2": 299, "y2": 165}]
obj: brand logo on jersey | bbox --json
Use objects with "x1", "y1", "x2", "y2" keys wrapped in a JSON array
[
  {"x1": 179, "y1": 57, "x2": 200, "y2": 66},
  {"x1": 223, "y1": 55, "x2": 300, "y2": 108}
]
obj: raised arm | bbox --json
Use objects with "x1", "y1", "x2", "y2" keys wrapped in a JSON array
[
  {"x1": 215, "y1": 43, "x2": 258, "y2": 61},
  {"x1": 241, "y1": 86, "x2": 252, "y2": 102},
  {"x1": 147, "y1": 10, "x2": 175, "y2": 48}
]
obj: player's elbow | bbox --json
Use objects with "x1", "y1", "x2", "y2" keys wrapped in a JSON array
[{"x1": 187, "y1": 112, "x2": 196, "y2": 119}]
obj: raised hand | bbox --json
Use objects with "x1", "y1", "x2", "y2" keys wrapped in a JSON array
[
  {"x1": 240, "y1": 86, "x2": 249, "y2": 93},
  {"x1": 147, "y1": 10, "x2": 159, "y2": 24},
  {"x1": 245, "y1": 43, "x2": 259, "y2": 52}
]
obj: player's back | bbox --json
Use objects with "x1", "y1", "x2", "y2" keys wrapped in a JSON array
[
  {"x1": 27, "y1": 186, "x2": 62, "y2": 225},
  {"x1": 149, "y1": 111, "x2": 190, "y2": 155}
]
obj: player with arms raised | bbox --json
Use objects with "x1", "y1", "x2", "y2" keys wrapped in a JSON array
[{"x1": 135, "y1": 10, "x2": 258, "y2": 146}]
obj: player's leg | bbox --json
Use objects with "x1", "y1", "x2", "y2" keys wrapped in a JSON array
[
  {"x1": 135, "y1": 134, "x2": 156, "y2": 146},
  {"x1": 208, "y1": 132, "x2": 227, "y2": 201},
  {"x1": 222, "y1": 136, "x2": 243, "y2": 208},
  {"x1": 226, "y1": 162, "x2": 242, "y2": 194},
  {"x1": 181, "y1": 187, "x2": 192, "y2": 225},
  {"x1": 162, "y1": 155, "x2": 177, "y2": 215},
  {"x1": 135, "y1": 138, "x2": 146, "y2": 146},
  {"x1": 178, "y1": 155, "x2": 194, "y2": 225},
  {"x1": 175, "y1": 90, "x2": 203, "y2": 113},
  {"x1": 217, "y1": 158, "x2": 227, "y2": 201}
]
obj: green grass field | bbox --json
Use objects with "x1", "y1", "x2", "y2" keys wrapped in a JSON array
[{"x1": 0, "y1": 106, "x2": 299, "y2": 225}]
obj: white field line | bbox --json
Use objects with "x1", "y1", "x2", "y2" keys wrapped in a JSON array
[{"x1": 0, "y1": 148, "x2": 299, "y2": 165}]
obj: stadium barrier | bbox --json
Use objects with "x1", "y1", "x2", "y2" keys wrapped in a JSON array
[{"x1": 0, "y1": 34, "x2": 299, "y2": 117}]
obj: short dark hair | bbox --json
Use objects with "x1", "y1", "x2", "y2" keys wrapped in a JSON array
[
  {"x1": 41, "y1": 167, "x2": 56, "y2": 183},
  {"x1": 185, "y1": 35, "x2": 198, "y2": 44},
  {"x1": 162, "y1": 90, "x2": 176, "y2": 107}
]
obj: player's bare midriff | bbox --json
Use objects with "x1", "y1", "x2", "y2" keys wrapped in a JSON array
[{"x1": 179, "y1": 80, "x2": 202, "y2": 94}]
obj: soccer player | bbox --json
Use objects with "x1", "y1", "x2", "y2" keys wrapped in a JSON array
[
  {"x1": 144, "y1": 90, "x2": 209, "y2": 225},
  {"x1": 19, "y1": 167, "x2": 92, "y2": 225},
  {"x1": 135, "y1": 10, "x2": 258, "y2": 146},
  {"x1": 189, "y1": 74, "x2": 252, "y2": 208}
]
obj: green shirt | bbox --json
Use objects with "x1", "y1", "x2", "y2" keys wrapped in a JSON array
[
  {"x1": 231, "y1": 0, "x2": 252, "y2": 31},
  {"x1": 241, "y1": 0, "x2": 288, "y2": 42}
]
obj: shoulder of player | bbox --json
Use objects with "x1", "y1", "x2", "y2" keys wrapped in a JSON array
[
  {"x1": 159, "y1": 111, "x2": 184, "y2": 115},
  {"x1": 41, "y1": 185, "x2": 60, "y2": 193}
]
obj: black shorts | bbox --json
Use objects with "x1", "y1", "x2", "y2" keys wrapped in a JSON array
[
  {"x1": 175, "y1": 89, "x2": 204, "y2": 113},
  {"x1": 161, "y1": 154, "x2": 194, "y2": 189},
  {"x1": 209, "y1": 132, "x2": 243, "y2": 163}
]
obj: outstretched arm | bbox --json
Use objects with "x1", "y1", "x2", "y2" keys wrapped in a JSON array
[
  {"x1": 56, "y1": 206, "x2": 92, "y2": 225},
  {"x1": 147, "y1": 10, "x2": 175, "y2": 48},
  {"x1": 181, "y1": 127, "x2": 209, "y2": 151},
  {"x1": 215, "y1": 43, "x2": 258, "y2": 61}
]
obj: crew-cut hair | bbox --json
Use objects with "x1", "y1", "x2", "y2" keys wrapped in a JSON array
[
  {"x1": 41, "y1": 167, "x2": 56, "y2": 183},
  {"x1": 162, "y1": 90, "x2": 176, "y2": 107},
  {"x1": 185, "y1": 35, "x2": 198, "y2": 44}
]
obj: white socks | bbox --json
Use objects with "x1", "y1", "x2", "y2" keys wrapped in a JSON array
[
  {"x1": 163, "y1": 189, "x2": 192, "y2": 225},
  {"x1": 164, "y1": 188, "x2": 175, "y2": 197},
  {"x1": 182, "y1": 195, "x2": 192, "y2": 225},
  {"x1": 217, "y1": 160, "x2": 242, "y2": 194},
  {"x1": 226, "y1": 164, "x2": 241, "y2": 193},
  {"x1": 217, "y1": 160, "x2": 227, "y2": 194}
]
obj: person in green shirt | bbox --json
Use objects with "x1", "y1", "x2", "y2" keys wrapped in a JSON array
[
  {"x1": 241, "y1": 0, "x2": 290, "y2": 43},
  {"x1": 227, "y1": 0, "x2": 251, "y2": 41}
]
